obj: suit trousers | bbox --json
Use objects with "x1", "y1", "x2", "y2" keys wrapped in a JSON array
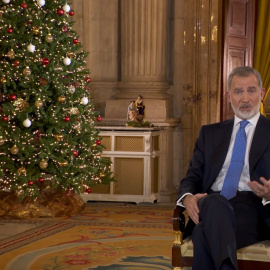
[{"x1": 192, "y1": 192, "x2": 262, "y2": 270}]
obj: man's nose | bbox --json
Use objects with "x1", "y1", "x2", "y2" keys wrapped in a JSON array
[{"x1": 241, "y1": 91, "x2": 250, "y2": 102}]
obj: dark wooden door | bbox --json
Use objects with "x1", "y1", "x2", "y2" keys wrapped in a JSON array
[{"x1": 221, "y1": 0, "x2": 256, "y2": 120}]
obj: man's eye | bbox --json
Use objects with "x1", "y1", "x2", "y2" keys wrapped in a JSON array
[{"x1": 235, "y1": 90, "x2": 242, "y2": 95}]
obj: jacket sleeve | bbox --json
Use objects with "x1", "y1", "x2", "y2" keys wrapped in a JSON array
[{"x1": 178, "y1": 126, "x2": 206, "y2": 199}]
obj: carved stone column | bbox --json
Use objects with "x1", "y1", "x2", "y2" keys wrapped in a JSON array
[
  {"x1": 116, "y1": 0, "x2": 171, "y2": 100},
  {"x1": 105, "y1": 0, "x2": 174, "y2": 121}
]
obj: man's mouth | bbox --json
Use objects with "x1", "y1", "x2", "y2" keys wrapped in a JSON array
[{"x1": 240, "y1": 104, "x2": 252, "y2": 110}]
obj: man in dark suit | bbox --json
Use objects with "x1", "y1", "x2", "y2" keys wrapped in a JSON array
[{"x1": 178, "y1": 66, "x2": 270, "y2": 270}]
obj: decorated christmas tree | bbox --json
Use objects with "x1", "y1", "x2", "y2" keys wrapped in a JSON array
[{"x1": 0, "y1": 0, "x2": 112, "y2": 217}]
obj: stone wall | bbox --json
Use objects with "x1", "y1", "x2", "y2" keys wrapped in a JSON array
[{"x1": 71, "y1": 0, "x2": 222, "y2": 201}]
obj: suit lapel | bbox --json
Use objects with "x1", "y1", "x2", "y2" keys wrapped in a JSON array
[
  {"x1": 249, "y1": 115, "x2": 270, "y2": 173},
  {"x1": 208, "y1": 119, "x2": 234, "y2": 185}
]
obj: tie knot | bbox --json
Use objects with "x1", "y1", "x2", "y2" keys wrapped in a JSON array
[{"x1": 240, "y1": 120, "x2": 249, "y2": 129}]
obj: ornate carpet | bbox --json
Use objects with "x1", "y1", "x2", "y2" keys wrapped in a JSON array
[{"x1": 0, "y1": 202, "x2": 174, "y2": 270}]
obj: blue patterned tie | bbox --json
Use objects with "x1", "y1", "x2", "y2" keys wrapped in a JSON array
[{"x1": 220, "y1": 120, "x2": 249, "y2": 200}]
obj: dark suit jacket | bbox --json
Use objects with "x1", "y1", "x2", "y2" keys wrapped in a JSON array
[{"x1": 178, "y1": 114, "x2": 270, "y2": 237}]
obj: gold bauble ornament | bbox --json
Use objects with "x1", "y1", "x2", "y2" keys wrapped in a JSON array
[
  {"x1": 68, "y1": 85, "x2": 76, "y2": 94},
  {"x1": 13, "y1": 98, "x2": 29, "y2": 111},
  {"x1": 99, "y1": 172, "x2": 106, "y2": 178},
  {"x1": 0, "y1": 137, "x2": 5, "y2": 145},
  {"x1": 32, "y1": 26, "x2": 39, "y2": 34},
  {"x1": 70, "y1": 107, "x2": 79, "y2": 115},
  {"x1": 59, "y1": 160, "x2": 68, "y2": 167},
  {"x1": 67, "y1": 51, "x2": 75, "y2": 58},
  {"x1": 55, "y1": 134, "x2": 64, "y2": 141},
  {"x1": 45, "y1": 33, "x2": 53, "y2": 43},
  {"x1": 11, "y1": 145, "x2": 19, "y2": 155},
  {"x1": 40, "y1": 159, "x2": 48, "y2": 169},
  {"x1": 58, "y1": 96, "x2": 66, "y2": 103},
  {"x1": 0, "y1": 77, "x2": 7, "y2": 84},
  {"x1": 35, "y1": 99, "x2": 43, "y2": 108},
  {"x1": 7, "y1": 49, "x2": 15, "y2": 59},
  {"x1": 23, "y1": 67, "x2": 31, "y2": 76},
  {"x1": 18, "y1": 167, "x2": 27, "y2": 176}
]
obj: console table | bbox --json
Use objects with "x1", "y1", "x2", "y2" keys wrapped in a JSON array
[{"x1": 80, "y1": 126, "x2": 161, "y2": 203}]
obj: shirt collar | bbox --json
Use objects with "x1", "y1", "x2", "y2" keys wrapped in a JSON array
[{"x1": 234, "y1": 112, "x2": 260, "y2": 127}]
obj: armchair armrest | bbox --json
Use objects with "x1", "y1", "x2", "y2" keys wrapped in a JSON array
[
  {"x1": 172, "y1": 205, "x2": 187, "y2": 269},
  {"x1": 173, "y1": 205, "x2": 186, "y2": 232}
]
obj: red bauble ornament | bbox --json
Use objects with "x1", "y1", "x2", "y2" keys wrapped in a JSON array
[
  {"x1": 21, "y1": 3, "x2": 27, "y2": 9},
  {"x1": 40, "y1": 77, "x2": 48, "y2": 86},
  {"x1": 28, "y1": 180, "x2": 34, "y2": 186},
  {"x1": 96, "y1": 116, "x2": 102, "y2": 122},
  {"x1": 14, "y1": 60, "x2": 19, "y2": 67},
  {"x1": 73, "y1": 38, "x2": 79, "y2": 44},
  {"x1": 62, "y1": 26, "x2": 69, "y2": 32},
  {"x1": 69, "y1": 11, "x2": 74, "y2": 16},
  {"x1": 2, "y1": 116, "x2": 8, "y2": 121},
  {"x1": 38, "y1": 177, "x2": 44, "y2": 183},
  {"x1": 41, "y1": 58, "x2": 49, "y2": 66},
  {"x1": 9, "y1": 94, "x2": 17, "y2": 101},
  {"x1": 64, "y1": 116, "x2": 70, "y2": 122},
  {"x1": 85, "y1": 77, "x2": 91, "y2": 83},
  {"x1": 57, "y1": 8, "x2": 64, "y2": 16},
  {"x1": 96, "y1": 140, "x2": 101, "y2": 145},
  {"x1": 7, "y1": 28, "x2": 13, "y2": 33},
  {"x1": 86, "y1": 188, "x2": 92, "y2": 193},
  {"x1": 73, "y1": 150, "x2": 79, "y2": 157}
]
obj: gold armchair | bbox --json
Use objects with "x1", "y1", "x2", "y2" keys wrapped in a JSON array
[{"x1": 172, "y1": 205, "x2": 270, "y2": 270}]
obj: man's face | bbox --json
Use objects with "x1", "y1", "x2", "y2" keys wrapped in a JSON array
[{"x1": 227, "y1": 74, "x2": 265, "y2": 119}]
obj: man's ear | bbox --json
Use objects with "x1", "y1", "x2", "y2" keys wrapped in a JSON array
[{"x1": 226, "y1": 91, "x2": 231, "y2": 102}]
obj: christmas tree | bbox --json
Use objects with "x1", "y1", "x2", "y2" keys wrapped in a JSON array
[{"x1": 0, "y1": 0, "x2": 113, "y2": 217}]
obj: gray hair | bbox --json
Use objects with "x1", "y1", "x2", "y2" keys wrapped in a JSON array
[{"x1": 227, "y1": 66, "x2": 263, "y2": 91}]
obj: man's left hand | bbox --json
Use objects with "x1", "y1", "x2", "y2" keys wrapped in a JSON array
[{"x1": 248, "y1": 177, "x2": 270, "y2": 200}]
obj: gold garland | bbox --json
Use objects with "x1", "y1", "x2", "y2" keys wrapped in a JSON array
[{"x1": 0, "y1": 190, "x2": 85, "y2": 219}]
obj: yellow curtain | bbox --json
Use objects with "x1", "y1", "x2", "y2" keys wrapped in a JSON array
[{"x1": 253, "y1": 0, "x2": 270, "y2": 115}]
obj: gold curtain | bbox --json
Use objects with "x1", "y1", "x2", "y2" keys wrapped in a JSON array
[{"x1": 253, "y1": 0, "x2": 270, "y2": 115}]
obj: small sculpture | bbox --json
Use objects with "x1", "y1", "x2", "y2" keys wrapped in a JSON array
[
  {"x1": 135, "y1": 95, "x2": 145, "y2": 122},
  {"x1": 126, "y1": 95, "x2": 151, "y2": 127},
  {"x1": 127, "y1": 100, "x2": 137, "y2": 122}
]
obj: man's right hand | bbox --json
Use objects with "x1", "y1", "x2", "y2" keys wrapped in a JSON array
[{"x1": 183, "y1": 193, "x2": 207, "y2": 224}]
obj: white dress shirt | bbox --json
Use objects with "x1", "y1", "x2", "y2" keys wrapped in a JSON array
[
  {"x1": 211, "y1": 112, "x2": 260, "y2": 192},
  {"x1": 177, "y1": 112, "x2": 269, "y2": 206}
]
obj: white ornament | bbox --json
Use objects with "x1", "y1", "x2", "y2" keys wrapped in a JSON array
[
  {"x1": 37, "y1": 0, "x2": 45, "y2": 7},
  {"x1": 2, "y1": 0, "x2": 11, "y2": 4},
  {"x1": 23, "y1": 119, "x2": 32, "y2": 127},
  {"x1": 27, "y1": 44, "x2": 35, "y2": 53},
  {"x1": 68, "y1": 85, "x2": 76, "y2": 94},
  {"x1": 63, "y1": 57, "x2": 71, "y2": 66},
  {"x1": 81, "y1": 97, "x2": 89, "y2": 105},
  {"x1": 63, "y1": 4, "x2": 71, "y2": 12}
]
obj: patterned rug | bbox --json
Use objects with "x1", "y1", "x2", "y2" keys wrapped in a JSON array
[{"x1": 0, "y1": 202, "x2": 174, "y2": 270}]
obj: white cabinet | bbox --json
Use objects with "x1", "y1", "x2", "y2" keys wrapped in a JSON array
[{"x1": 81, "y1": 127, "x2": 161, "y2": 203}]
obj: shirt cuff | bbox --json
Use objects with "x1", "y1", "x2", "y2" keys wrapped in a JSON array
[
  {"x1": 262, "y1": 198, "x2": 270, "y2": 206},
  {"x1": 176, "y1": 193, "x2": 193, "y2": 207}
]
